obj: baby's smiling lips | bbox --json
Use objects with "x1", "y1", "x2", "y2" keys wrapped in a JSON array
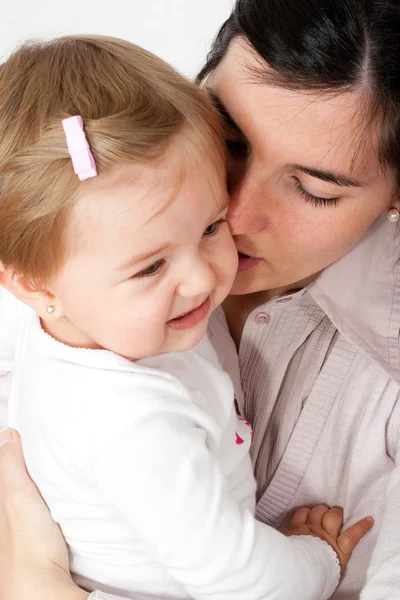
[
  {"x1": 167, "y1": 296, "x2": 211, "y2": 331},
  {"x1": 174, "y1": 302, "x2": 205, "y2": 320}
]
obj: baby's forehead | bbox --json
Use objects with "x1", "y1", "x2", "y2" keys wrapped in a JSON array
[
  {"x1": 69, "y1": 166, "x2": 173, "y2": 237},
  {"x1": 67, "y1": 156, "x2": 225, "y2": 252}
]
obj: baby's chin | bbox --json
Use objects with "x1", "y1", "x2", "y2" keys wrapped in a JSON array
[
  {"x1": 117, "y1": 326, "x2": 209, "y2": 360},
  {"x1": 163, "y1": 322, "x2": 210, "y2": 354}
]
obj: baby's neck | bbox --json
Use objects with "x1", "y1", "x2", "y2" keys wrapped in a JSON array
[{"x1": 40, "y1": 316, "x2": 102, "y2": 351}]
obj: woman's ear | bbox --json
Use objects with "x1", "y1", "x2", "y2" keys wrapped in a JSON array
[{"x1": 0, "y1": 268, "x2": 63, "y2": 321}]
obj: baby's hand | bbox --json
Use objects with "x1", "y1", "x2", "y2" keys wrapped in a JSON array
[{"x1": 286, "y1": 505, "x2": 373, "y2": 570}]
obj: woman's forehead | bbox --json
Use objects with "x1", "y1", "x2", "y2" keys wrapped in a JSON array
[{"x1": 211, "y1": 39, "x2": 383, "y2": 182}]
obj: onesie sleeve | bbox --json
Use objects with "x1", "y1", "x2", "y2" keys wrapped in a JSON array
[
  {"x1": 0, "y1": 289, "x2": 28, "y2": 426},
  {"x1": 90, "y1": 405, "x2": 339, "y2": 600},
  {"x1": 0, "y1": 288, "x2": 27, "y2": 375},
  {"x1": 88, "y1": 593, "x2": 128, "y2": 600}
]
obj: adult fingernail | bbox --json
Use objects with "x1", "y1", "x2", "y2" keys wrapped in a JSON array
[{"x1": 0, "y1": 428, "x2": 12, "y2": 449}]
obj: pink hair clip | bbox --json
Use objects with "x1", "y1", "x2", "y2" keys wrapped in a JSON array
[{"x1": 62, "y1": 115, "x2": 97, "y2": 181}]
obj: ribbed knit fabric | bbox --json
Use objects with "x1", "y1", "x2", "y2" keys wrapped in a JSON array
[{"x1": 212, "y1": 288, "x2": 400, "y2": 600}]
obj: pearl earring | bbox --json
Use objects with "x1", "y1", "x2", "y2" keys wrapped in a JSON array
[
  {"x1": 387, "y1": 208, "x2": 400, "y2": 223},
  {"x1": 47, "y1": 305, "x2": 55, "y2": 314}
]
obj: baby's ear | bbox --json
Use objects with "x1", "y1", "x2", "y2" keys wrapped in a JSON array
[{"x1": 0, "y1": 268, "x2": 60, "y2": 320}]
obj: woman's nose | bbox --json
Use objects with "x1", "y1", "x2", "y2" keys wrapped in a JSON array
[{"x1": 228, "y1": 176, "x2": 269, "y2": 236}]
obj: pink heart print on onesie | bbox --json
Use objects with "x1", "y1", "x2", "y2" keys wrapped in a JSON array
[{"x1": 235, "y1": 416, "x2": 252, "y2": 445}]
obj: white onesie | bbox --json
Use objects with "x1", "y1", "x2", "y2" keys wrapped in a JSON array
[{"x1": 5, "y1": 289, "x2": 339, "y2": 600}]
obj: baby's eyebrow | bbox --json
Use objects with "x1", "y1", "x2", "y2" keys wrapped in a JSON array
[
  {"x1": 116, "y1": 243, "x2": 173, "y2": 271},
  {"x1": 216, "y1": 201, "x2": 229, "y2": 214}
]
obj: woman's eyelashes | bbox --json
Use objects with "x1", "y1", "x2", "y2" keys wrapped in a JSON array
[
  {"x1": 209, "y1": 91, "x2": 248, "y2": 157},
  {"x1": 225, "y1": 125, "x2": 250, "y2": 159},
  {"x1": 227, "y1": 138, "x2": 249, "y2": 159},
  {"x1": 294, "y1": 179, "x2": 340, "y2": 208}
]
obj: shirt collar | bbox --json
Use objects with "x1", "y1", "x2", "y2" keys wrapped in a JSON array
[{"x1": 308, "y1": 214, "x2": 400, "y2": 382}]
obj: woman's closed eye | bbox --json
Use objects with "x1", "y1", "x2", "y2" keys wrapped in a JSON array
[
  {"x1": 133, "y1": 259, "x2": 165, "y2": 279},
  {"x1": 294, "y1": 178, "x2": 340, "y2": 208},
  {"x1": 227, "y1": 138, "x2": 249, "y2": 159},
  {"x1": 225, "y1": 125, "x2": 250, "y2": 159},
  {"x1": 209, "y1": 91, "x2": 249, "y2": 157}
]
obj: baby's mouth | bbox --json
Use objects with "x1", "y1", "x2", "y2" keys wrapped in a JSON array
[{"x1": 167, "y1": 297, "x2": 211, "y2": 330}]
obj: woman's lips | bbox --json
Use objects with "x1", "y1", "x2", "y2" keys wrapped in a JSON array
[
  {"x1": 237, "y1": 252, "x2": 263, "y2": 272},
  {"x1": 167, "y1": 296, "x2": 211, "y2": 330}
]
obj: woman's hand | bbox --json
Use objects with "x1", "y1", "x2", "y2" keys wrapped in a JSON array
[
  {"x1": 0, "y1": 429, "x2": 89, "y2": 600},
  {"x1": 286, "y1": 504, "x2": 374, "y2": 570}
]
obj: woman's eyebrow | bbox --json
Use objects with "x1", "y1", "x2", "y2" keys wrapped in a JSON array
[
  {"x1": 207, "y1": 90, "x2": 245, "y2": 136},
  {"x1": 290, "y1": 164, "x2": 366, "y2": 187}
]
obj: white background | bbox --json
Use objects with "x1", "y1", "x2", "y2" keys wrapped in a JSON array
[{"x1": 0, "y1": 0, "x2": 234, "y2": 77}]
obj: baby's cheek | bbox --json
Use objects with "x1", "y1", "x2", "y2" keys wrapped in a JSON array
[
  {"x1": 225, "y1": 239, "x2": 240, "y2": 280},
  {"x1": 218, "y1": 253, "x2": 238, "y2": 300}
]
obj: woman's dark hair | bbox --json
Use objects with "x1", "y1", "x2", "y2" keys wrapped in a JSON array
[{"x1": 197, "y1": 0, "x2": 400, "y2": 181}]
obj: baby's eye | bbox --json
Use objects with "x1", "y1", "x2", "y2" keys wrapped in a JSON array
[
  {"x1": 203, "y1": 219, "x2": 225, "y2": 237},
  {"x1": 134, "y1": 259, "x2": 165, "y2": 279}
]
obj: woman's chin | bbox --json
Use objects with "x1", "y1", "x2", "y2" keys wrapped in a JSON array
[
  {"x1": 229, "y1": 261, "x2": 294, "y2": 296},
  {"x1": 229, "y1": 271, "x2": 270, "y2": 296},
  {"x1": 230, "y1": 267, "x2": 320, "y2": 298}
]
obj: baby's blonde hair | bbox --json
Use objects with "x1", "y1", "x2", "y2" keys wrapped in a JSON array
[{"x1": 0, "y1": 35, "x2": 225, "y2": 282}]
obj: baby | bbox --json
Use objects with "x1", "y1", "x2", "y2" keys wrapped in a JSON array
[{"x1": 0, "y1": 35, "x2": 371, "y2": 600}]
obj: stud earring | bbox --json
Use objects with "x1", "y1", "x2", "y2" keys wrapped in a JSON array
[
  {"x1": 47, "y1": 305, "x2": 55, "y2": 314},
  {"x1": 387, "y1": 207, "x2": 400, "y2": 223}
]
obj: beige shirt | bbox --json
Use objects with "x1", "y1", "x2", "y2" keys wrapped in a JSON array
[{"x1": 210, "y1": 214, "x2": 400, "y2": 599}]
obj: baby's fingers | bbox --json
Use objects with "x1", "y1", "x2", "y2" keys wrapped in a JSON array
[
  {"x1": 321, "y1": 507, "x2": 343, "y2": 539},
  {"x1": 307, "y1": 505, "x2": 330, "y2": 527},
  {"x1": 290, "y1": 507, "x2": 311, "y2": 527},
  {"x1": 337, "y1": 517, "x2": 374, "y2": 562}
]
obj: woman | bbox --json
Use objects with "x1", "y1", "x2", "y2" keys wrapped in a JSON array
[{"x1": 1, "y1": 0, "x2": 400, "y2": 598}]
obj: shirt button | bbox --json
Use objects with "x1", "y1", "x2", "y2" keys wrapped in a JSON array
[{"x1": 255, "y1": 312, "x2": 270, "y2": 325}]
